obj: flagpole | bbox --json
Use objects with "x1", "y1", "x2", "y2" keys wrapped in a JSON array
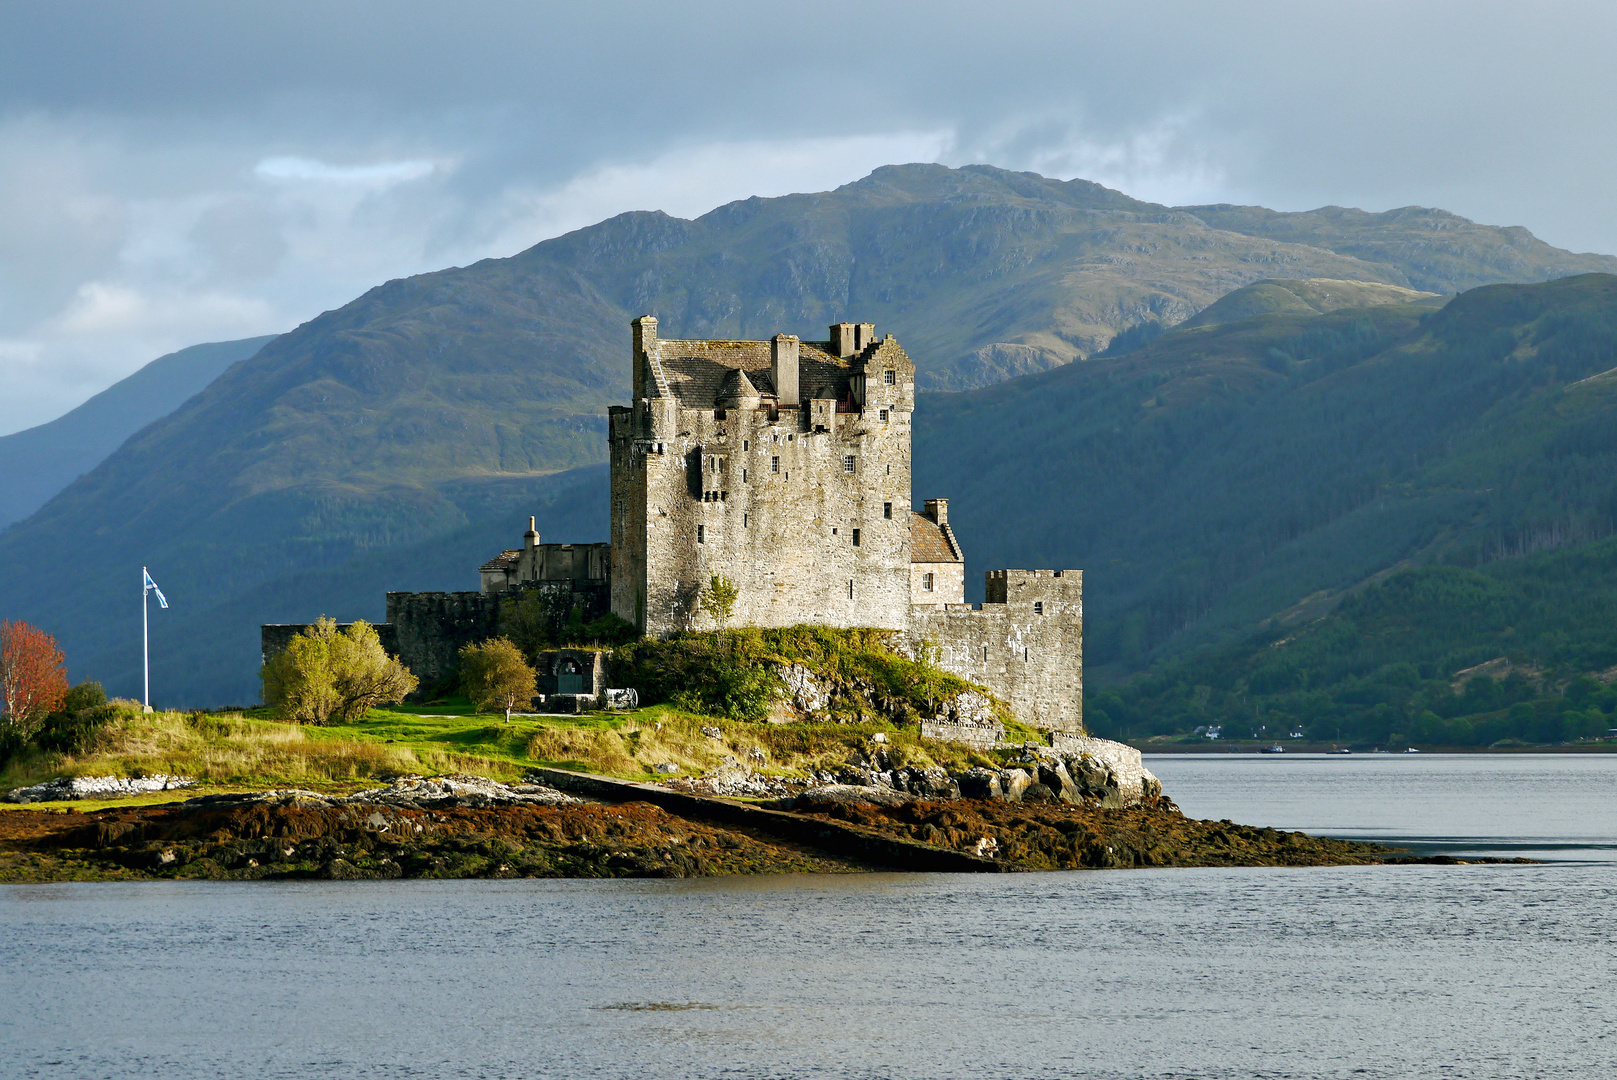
[{"x1": 142, "y1": 565, "x2": 150, "y2": 713}]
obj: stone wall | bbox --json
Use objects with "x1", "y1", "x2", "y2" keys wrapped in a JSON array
[
  {"x1": 919, "y1": 717, "x2": 1006, "y2": 749},
  {"x1": 909, "y1": 569, "x2": 1084, "y2": 733},
  {"x1": 385, "y1": 591, "x2": 501, "y2": 685}
]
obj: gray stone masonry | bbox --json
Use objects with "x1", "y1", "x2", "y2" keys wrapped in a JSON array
[
  {"x1": 612, "y1": 317, "x2": 918, "y2": 635},
  {"x1": 909, "y1": 569, "x2": 1084, "y2": 734}
]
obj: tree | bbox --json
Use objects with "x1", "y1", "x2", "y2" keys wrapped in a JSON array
[
  {"x1": 703, "y1": 573, "x2": 739, "y2": 629},
  {"x1": 459, "y1": 637, "x2": 537, "y2": 722},
  {"x1": 0, "y1": 620, "x2": 69, "y2": 741},
  {"x1": 261, "y1": 617, "x2": 418, "y2": 724}
]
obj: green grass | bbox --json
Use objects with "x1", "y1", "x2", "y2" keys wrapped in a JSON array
[{"x1": 0, "y1": 699, "x2": 1011, "y2": 803}]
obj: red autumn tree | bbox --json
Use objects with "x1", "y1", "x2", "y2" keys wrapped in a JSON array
[{"x1": 0, "y1": 620, "x2": 69, "y2": 740}]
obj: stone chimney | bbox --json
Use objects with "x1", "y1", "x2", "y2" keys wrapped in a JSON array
[
  {"x1": 924, "y1": 498, "x2": 948, "y2": 526},
  {"x1": 631, "y1": 315, "x2": 658, "y2": 400},
  {"x1": 771, "y1": 333, "x2": 800, "y2": 405},
  {"x1": 524, "y1": 516, "x2": 539, "y2": 550},
  {"x1": 854, "y1": 322, "x2": 877, "y2": 351},
  {"x1": 829, "y1": 322, "x2": 858, "y2": 357}
]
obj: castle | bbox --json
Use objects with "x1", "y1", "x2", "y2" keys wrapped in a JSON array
[{"x1": 263, "y1": 319, "x2": 1083, "y2": 732}]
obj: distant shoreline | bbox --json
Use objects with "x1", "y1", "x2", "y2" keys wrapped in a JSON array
[{"x1": 1140, "y1": 744, "x2": 1617, "y2": 755}]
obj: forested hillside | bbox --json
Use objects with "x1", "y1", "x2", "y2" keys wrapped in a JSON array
[
  {"x1": 3, "y1": 164, "x2": 1614, "y2": 705},
  {"x1": 912, "y1": 274, "x2": 1617, "y2": 745}
]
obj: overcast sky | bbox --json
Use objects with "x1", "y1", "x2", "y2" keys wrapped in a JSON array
[{"x1": 2, "y1": 1, "x2": 1614, "y2": 434}]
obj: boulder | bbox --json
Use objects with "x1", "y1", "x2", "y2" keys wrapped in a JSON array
[
  {"x1": 998, "y1": 768, "x2": 1034, "y2": 801},
  {"x1": 957, "y1": 767, "x2": 1004, "y2": 801}
]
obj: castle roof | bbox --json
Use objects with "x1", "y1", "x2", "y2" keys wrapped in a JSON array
[
  {"x1": 480, "y1": 549, "x2": 522, "y2": 573},
  {"x1": 656, "y1": 339, "x2": 863, "y2": 407},
  {"x1": 911, "y1": 512, "x2": 963, "y2": 563}
]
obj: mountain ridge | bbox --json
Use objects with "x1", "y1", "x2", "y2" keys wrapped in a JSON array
[{"x1": 4, "y1": 164, "x2": 1617, "y2": 704}]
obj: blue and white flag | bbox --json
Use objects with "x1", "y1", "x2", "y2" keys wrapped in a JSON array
[{"x1": 144, "y1": 569, "x2": 168, "y2": 609}]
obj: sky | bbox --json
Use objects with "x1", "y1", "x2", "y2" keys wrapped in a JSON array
[{"x1": 2, "y1": 0, "x2": 1615, "y2": 435}]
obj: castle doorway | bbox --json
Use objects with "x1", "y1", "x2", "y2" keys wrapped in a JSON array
[{"x1": 557, "y1": 657, "x2": 584, "y2": 695}]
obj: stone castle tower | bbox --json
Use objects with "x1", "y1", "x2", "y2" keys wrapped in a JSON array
[{"x1": 608, "y1": 317, "x2": 1085, "y2": 731}]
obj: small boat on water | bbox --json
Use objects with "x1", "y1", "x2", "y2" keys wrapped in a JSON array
[
  {"x1": 1325, "y1": 746, "x2": 1353, "y2": 755},
  {"x1": 1260, "y1": 744, "x2": 1286, "y2": 754},
  {"x1": 1405, "y1": 747, "x2": 1422, "y2": 753}
]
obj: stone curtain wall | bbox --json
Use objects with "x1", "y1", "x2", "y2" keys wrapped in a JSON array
[
  {"x1": 909, "y1": 570, "x2": 1084, "y2": 733},
  {"x1": 385, "y1": 591, "x2": 501, "y2": 684}
]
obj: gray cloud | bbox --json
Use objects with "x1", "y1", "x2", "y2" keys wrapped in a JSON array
[{"x1": 3, "y1": 1, "x2": 1616, "y2": 433}]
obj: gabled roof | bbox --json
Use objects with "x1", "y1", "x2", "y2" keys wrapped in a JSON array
[
  {"x1": 911, "y1": 512, "x2": 963, "y2": 563},
  {"x1": 655, "y1": 339, "x2": 867, "y2": 408},
  {"x1": 479, "y1": 549, "x2": 522, "y2": 573}
]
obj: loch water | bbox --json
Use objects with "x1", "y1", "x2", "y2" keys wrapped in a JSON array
[{"x1": 3, "y1": 754, "x2": 1614, "y2": 1080}]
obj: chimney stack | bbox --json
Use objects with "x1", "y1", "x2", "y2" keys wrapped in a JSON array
[
  {"x1": 524, "y1": 516, "x2": 539, "y2": 550},
  {"x1": 854, "y1": 322, "x2": 876, "y2": 351},
  {"x1": 771, "y1": 333, "x2": 800, "y2": 405},
  {"x1": 631, "y1": 315, "x2": 658, "y2": 400},
  {"x1": 924, "y1": 498, "x2": 948, "y2": 526},
  {"x1": 830, "y1": 322, "x2": 857, "y2": 357}
]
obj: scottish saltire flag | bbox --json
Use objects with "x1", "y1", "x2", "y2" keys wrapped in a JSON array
[{"x1": 144, "y1": 569, "x2": 168, "y2": 609}]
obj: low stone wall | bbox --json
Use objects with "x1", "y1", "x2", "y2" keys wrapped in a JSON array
[{"x1": 920, "y1": 718, "x2": 1005, "y2": 749}]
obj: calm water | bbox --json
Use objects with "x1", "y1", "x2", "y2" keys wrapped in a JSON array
[
  {"x1": 1147, "y1": 751, "x2": 1617, "y2": 862},
  {"x1": 3, "y1": 755, "x2": 1614, "y2": 1080}
]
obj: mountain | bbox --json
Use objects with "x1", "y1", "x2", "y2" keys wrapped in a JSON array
[
  {"x1": 3, "y1": 163, "x2": 1616, "y2": 705},
  {"x1": 912, "y1": 273, "x2": 1617, "y2": 742},
  {"x1": 0, "y1": 336, "x2": 276, "y2": 529}
]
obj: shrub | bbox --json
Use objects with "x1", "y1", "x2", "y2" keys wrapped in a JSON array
[
  {"x1": 459, "y1": 637, "x2": 538, "y2": 721},
  {"x1": 261, "y1": 617, "x2": 418, "y2": 724}
]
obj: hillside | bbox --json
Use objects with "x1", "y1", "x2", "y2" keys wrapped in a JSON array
[
  {"x1": 916, "y1": 273, "x2": 1617, "y2": 684},
  {"x1": 0, "y1": 336, "x2": 275, "y2": 529},
  {"x1": 3, "y1": 165, "x2": 1616, "y2": 705}
]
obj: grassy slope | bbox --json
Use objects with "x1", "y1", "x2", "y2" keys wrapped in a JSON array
[{"x1": 0, "y1": 701, "x2": 998, "y2": 809}]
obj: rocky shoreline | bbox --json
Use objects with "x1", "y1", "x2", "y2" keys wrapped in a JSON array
[{"x1": 0, "y1": 766, "x2": 1426, "y2": 883}]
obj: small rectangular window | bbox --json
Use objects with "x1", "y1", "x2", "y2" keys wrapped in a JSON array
[
  {"x1": 1034, "y1": 601, "x2": 1044, "y2": 615},
  {"x1": 852, "y1": 529, "x2": 860, "y2": 547},
  {"x1": 742, "y1": 468, "x2": 747, "y2": 482},
  {"x1": 884, "y1": 370, "x2": 896, "y2": 385},
  {"x1": 849, "y1": 579, "x2": 855, "y2": 599},
  {"x1": 843, "y1": 455, "x2": 855, "y2": 473},
  {"x1": 879, "y1": 409, "x2": 889, "y2": 421},
  {"x1": 923, "y1": 572, "x2": 934, "y2": 592},
  {"x1": 697, "y1": 525, "x2": 705, "y2": 543},
  {"x1": 883, "y1": 502, "x2": 892, "y2": 519},
  {"x1": 831, "y1": 527, "x2": 838, "y2": 535},
  {"x1": 743, "y1": 440, "x2": 748, "y2": 451},
  {"x1": 743, "y1": 513, "x2": 748, "y2": 527},
  {"x1": 771, "y1": 456, "x2": 780, "y2": 473}
]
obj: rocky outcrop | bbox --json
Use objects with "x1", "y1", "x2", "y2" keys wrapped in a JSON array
[
  {"x1": 2, "y1": 775, "x2": 196, "y2": 803},
  {"x1": 768, "y1": 734, "x2": 1162, "y2": 811}
]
